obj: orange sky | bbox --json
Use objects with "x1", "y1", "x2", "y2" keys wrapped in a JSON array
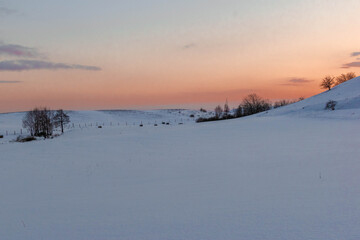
[{"x1": 0, "y1": 0, "x2": 359, "y2": 113}]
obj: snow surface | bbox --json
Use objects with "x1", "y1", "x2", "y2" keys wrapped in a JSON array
[{"x1": 1, "y1": 79, "x2": 360, "y2": 239}]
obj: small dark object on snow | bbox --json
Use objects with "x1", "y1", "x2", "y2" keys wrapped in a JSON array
[
  {"x1": 154, "y1": 124, "x2": 158, "y2": 126},
  {"x1": 166, "y1": 122, "x2": 170, "y2": 125},
  {"x1": 0, "y1": 135, "x2": 3, "y2": 138},
  {"x1": 325, "y1": 100, "x2": 337, "y2": 110},
  {"x1": 189, "y1": 114, "x2": 195, "y2": 118},
  {"x1": 178, "y1": 123, "x2": 183, "y2": 125},
  {"x1": 162, "y1": 122, "x2": 166, "y2": 124},
  {"x1": 98, "y1": 126, "x2": 102, "y2": 128}
]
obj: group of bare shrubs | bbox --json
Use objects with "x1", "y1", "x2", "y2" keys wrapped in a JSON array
[
  {"x1": 240, "y1": 94, "x2": 272, "y2": 116},
  {"x1": 273, "y1": 99, "x2": 296, "y2": 109},
  {"x1": 22, "y1": 107, "x2": 70, "y2": 138}
]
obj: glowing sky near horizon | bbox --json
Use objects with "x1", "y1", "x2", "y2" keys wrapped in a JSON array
[{"x1": 0, "y1": 0, "x2": 360, "y2": 112}]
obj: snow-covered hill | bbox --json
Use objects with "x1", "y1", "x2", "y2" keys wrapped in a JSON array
[
  {"x1": 1, "y1": 79, "x2": 360, "y2": 239},
  {"x1": 259, "y1": 76, "x2": 360, "y2": 119}
]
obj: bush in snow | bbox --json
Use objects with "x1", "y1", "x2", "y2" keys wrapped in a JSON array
[
  {"x1": 325, "y1": 100, "x2": 337, "y2": 110},
  {"x1": 15, "y1": 135, "x2": 36, "y2": 143},
  {"x1": 196, "y1": 115, "x2": 236, "y2": 123},
  {"x1": 235, "y1": 105, "x2": 243, "y2": 117},
  {"x1": 273, "y1": 99, "x2": 295, "y2": 109}
]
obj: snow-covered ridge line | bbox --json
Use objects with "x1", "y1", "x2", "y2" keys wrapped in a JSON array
[{"x1": 258, "y1": 76, "x2": 360, "y2": 119}]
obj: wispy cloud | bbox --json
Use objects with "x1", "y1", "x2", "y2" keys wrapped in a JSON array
[
  {"x1": 280, "y1": 78, "x2": 313, "y2": 86},
  {"x1": 0, "y1": 80, "x2": 22, "y2": 84},
  {"x1": 0, "y1": 60, "x2": 101, "y2": 71},
  {"x1": 0, "y1": 42, "x2": 101, "y2": 71},
  {"x1": 182, "y1": 43, "x2": 197, "y2": 50},
  {"x1": 0, "y1": 6, "x2": 16, "y2": 16},
  {"x1": 288, "y1": 78, "x2": 312, "y2": 83},
  {"x1": 351, "y1": 52, "x2": 360, "y2": 57},
  {"x1": 342, "y1": 62, "x2": 360, "y2": 68},
  {"x1": 0, "y1": 43, "x2": 42, "y2": 58}
]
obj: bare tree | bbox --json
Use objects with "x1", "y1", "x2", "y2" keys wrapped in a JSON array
[
  {"x1": 320, "y1": 76, "x2": 335, "y2": 90},
  {"x1": 22, "y1": 108, "x2": 38, "y2": 136},
  {"x1": 38, "y1": 107, "x2": 53, "y2": 137},
  {"x1": 346, "y1": 72, "x2": 356, "y2": 80},
  {"x1": 224, "y1": 99, "x2": 230, "y2": 116},
  {"x1": 242, "y1": 93, "x2": 271, "y2": 116},
  {"x1": 214, "y1": 105, "x2": 223, "y2": 118},
  {"x1": 53, "y1": 109, "x2": 70, "y2": 133},
  {"x1": 335, "y1": 72, "x2": 356, "y2": 86}
]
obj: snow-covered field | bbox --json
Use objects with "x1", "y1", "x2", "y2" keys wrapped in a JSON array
[
  {"x1": 1, "y1": 78, "x2": 360, "y2": 239},
  {"x1": 0, "y1": 109, "x2": 208, "y2": 143}
]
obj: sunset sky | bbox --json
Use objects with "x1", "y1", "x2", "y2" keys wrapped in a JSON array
[{"x1": 0, "y1": 0, "x2": 359, "y2": 113}]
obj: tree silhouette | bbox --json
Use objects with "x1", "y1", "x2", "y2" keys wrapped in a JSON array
[
  {"x1": 320, "y1": 76, "x2": 335, "y2": 90},
  {"x1": 214, "y1": 105, "x2": 223, "y2": 118},
  {"x1": 53, "y1": 109, "x2": 70, "y2": 133},
  {"x1": 224, "y1": 99, "x2": 230, "y2": 115}
]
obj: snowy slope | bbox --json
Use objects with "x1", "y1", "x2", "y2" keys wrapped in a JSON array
[
  {"x1": 1, "y1": 80, "x2": 360, "y2": 239},
  {"x1": 259, "y1": 76, "x2": 360, "y2": 119},
  {"x1": 1, "y1": 116, "x2": 360, "y2": 240}
]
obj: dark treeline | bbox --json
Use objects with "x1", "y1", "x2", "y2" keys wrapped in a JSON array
[{"x1": 196, "y1": 93, "x2": 300, "y2": 123}]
